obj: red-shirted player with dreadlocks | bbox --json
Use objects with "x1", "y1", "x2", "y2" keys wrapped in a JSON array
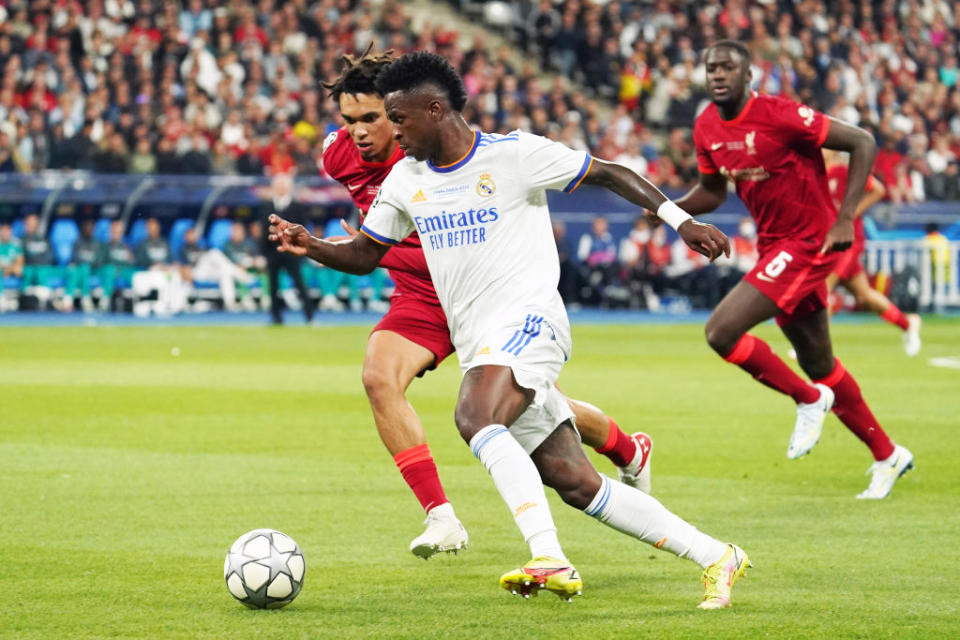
[
  {"x1": 679, "y1": 40, "x2": 913, "y2": 499},
  {"x1": 319, "y1": 47, "x2": 654, "y2": 558}
]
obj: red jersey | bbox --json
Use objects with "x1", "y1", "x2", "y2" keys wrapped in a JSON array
[
  {"x1": 321, "y1": 128, "x2": 436, "y2": 300},
  {"x1": 694, "y1": 93, "x2": 834, "y2": 253},
  {"x1": 826, "y1": 164, "x2": 875, "y2": 245}
]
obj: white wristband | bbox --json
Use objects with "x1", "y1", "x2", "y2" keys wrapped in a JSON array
[{"x1": 656, "y1": 200, "x2": 693, "y2": 231}]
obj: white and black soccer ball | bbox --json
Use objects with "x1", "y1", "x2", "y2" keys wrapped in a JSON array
[{"x1": 223, "y1": 529, "x2": 305, "y2": 609}]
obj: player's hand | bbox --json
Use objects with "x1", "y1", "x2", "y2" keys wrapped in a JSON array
[
  {"x1": 821, "y1": 218, "x2": 854, "y2": 254},
  {"x1": 325, "y1": 218, "x2": 360, "y2": 243},
  {"x1": 643, "y1": 210, "x2": 663, "y2": 229},
  {"x1": 677, "y1": 219, "x2": 730, "y2": 261},
  {"x1": 267, "y1": 214, "x2": 310, "y2": 257}
]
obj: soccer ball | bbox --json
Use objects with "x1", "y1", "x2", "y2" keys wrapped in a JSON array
[{"x1": 223, "y1": 528, "x2": 305, "y2": 609}]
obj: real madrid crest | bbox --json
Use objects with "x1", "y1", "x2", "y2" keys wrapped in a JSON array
[{"x1": 476, "y1": 172, "x2": 496, "y2": 197}]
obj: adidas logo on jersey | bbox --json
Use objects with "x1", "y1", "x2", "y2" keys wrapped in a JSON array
[{"x1": 410, "y1": 189, "x2": 427, "y2": 203}]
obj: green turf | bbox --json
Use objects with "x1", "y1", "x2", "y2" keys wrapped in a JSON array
[{"x1": 2, "y1": 318, "x2": 959, "y2": 639}]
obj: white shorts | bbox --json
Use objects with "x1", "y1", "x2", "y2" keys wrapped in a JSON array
[{"x1": 459, "y1": 315, "x2": 576, "y2": 454}]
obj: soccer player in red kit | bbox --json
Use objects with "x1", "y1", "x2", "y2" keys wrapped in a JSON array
[
  {"x1": 319, "y1": 48, "x2": 653, "y2": 557},
  {"x1": 823, "y1": 149, "x2": 922, "y2": 355},
  {"x1": 677, "y1": 40, "x2": 913, "y2": 499}
]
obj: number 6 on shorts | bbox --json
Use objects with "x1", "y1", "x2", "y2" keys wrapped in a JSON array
[{"x1": 764, "y1": 250, "x2": 794, "y2": 279}]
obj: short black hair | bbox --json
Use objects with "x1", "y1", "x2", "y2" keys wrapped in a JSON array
[
  {"x1": 322, "y1": 43, "x2": 395, "y2": 102},
  {"x1": 374, "y1": 51, "x2": 468, "y2": 112},
  {"x1": 706, "y1": 39, "x2": 752, "y2": 66}
]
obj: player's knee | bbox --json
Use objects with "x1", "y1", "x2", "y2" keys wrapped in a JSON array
[
  {"x1": 704, "y1": 320, "x2": 736, "y2": 356},
  {"x1": 361, "y1": 363, "x2": 401, "y2": 403}
]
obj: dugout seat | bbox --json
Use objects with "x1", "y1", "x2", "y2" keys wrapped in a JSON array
[
  {"x1": 206, "y1": 219, "x2": 233, "y2": 251},
  {"x1": 169, "y1": 218, "x2": 198, "y2": 259},
  {"x1": 126, "y1": 218, "x2": 149, "y2": 247},
  {"x1": 50, "y1": 219, "x2": 79, "y2": 266},
  {"x1": 93, "y1": 218, "x2": 112, "y2": 243}
]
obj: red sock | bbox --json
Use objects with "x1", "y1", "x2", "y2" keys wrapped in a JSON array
[
  {"x1": 394, "y1": 444, "x2": 449, "y2": 513},
  {"x1": 814, "y1": 359, "x2": 895, "y2": 461},
  {"x1": 594, "y1": 417, "x2": 637, "y2": 467},
  {"x1": 880, "y1": 304, "x2": 910, "y2": 331},
  {"x1": 723, "y1": 334, "x2": 820, "y2": 404}
]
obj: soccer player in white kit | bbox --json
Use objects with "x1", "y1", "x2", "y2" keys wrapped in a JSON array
[{"x1": 270, "y1": 52, "x2": 750, "y2": 609}]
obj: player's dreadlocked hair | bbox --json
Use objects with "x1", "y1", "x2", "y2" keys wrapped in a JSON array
[
  {"x1": 707, "y1": 40, "x2": 752, "y2": 67},
  {"x1": 322, "y1": 43, "x2": 395, "y2": 102},
  {"x1": 374, "y1": 51, "x2": 468, "y2": 112}
]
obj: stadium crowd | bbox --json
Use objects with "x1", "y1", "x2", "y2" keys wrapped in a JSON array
[
  {"x1": 0, "y1": 0, "x2": 956, "y2": 314},
  {"x1": 0, "y1": 0, "x2": 956, "y2": 197}
]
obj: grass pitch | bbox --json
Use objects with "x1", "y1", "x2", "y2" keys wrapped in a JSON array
[{"x1": 2, "y1": 317, "x2": 959, "y2": 639}]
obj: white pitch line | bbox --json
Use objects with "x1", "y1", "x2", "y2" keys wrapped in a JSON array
[{"x1": 928, "y1": 357, "x2": 960, "y2": 370}]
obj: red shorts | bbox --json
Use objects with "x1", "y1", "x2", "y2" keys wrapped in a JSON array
[
  {"x1": 830, "y1": 241, "x2": 865, "y2": 281},
  {"x1": 745, "y1": 239, "x2": 842, "y2": 327},
  {"x1": 373, "y1": 293, "x2": 456, "y2": 375}
]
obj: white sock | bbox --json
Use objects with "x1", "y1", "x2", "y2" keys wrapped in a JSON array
[
  {"x1": 470, "y1": 424, "x2": 566, "y2": 560},
  {"x1": 584, "y1": 475, "x2": 726, "y2": 568},
  {"x1": 428, "y1": 502, "x2": 456, "y2": 520}
]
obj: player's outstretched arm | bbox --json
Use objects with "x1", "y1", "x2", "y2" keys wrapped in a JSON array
[
  {"x1": 582, "y1": 159, "x2": 730, "y2": 261},
  {"x1": 820, "y1": 118, "x2": 877, "y2": 253},
  {"x1": 673, "y1": 170, "x2": 729, "y2": 216},
  {"x1": 268, "y1": 213, "x2": 388, "y2": 275},
  {"x1": 854, "y1": 177, "x2": 885, "y2": 218}
]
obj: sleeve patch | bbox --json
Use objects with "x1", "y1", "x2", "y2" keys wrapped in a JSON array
[{"x1": 322, "y1": 130, "x2": 339, "y2": 153}]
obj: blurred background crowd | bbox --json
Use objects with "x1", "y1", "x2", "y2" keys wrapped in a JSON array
[{"x1": 0, "y1": 0, "x2": 957, "y2": 199}]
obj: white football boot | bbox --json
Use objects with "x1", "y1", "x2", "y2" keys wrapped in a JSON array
[
  {"x1": 409, "y1": 503, "x2": 468, "y2": 559},
  {"x1": 787, "y1": 384, "x2": 835, "y2": 459},
  {"x1": 617, "y1": 432, "x2": 653, "y2": 494},
  {"x1": 902, "y1": 314, "x2": 922, "y2": 357},
  {"x1": 857, "y1": 444, "x2": 914, "y2": 499}
]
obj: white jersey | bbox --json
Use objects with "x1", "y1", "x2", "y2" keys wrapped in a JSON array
[{"x1": 361, "y1": 129, "x2": 593, "y2": 362}]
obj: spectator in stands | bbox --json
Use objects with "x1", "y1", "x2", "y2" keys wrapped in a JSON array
[
  {"x1": 730, "y1": 217, "x2": 759, "y2": 275},
  {"x1": 129, "y1": 138, "x2": 157, "y2": 174},
  {"x1": 20, "y1": 213, "x2": 60, "y2": 309},
  {"x1": 132, "y1": 217, "x2": 185, "y2": 316},
  {"x1": 223, "y1": 221, "x2": 264, "y2": 311},
  {"x1": 65, "y1": 219, "x2": 106, "y2": 313},
  {"x1": 210, "y1": 139, "x2": 236, "y2": 175},
  {"x1": 666, "y1": 234, "x2": 721, "y2": 310},
  {"x1": 0, "y1": 130, "x2": 26, "y2": 173},
  {"x1": 553, "y1": 219, "x2": 578, "y2": 305},
  {"x1": 527, "y1": 0, "x2": 561, "y2": 71},
  {"x1": 619, "y1": 216, "x2": 660, "y2": 310},
  {"x1": 577, "y1": 215, "x2": 619, "y2": 306},
  {"x1": 180, "y1": 131, "x2": 213, "y2": 174},
  {"x1": 102, "y1": 220, "x2": 136, "y2": 313},
  {"x1": 154, "y1": 138, "x2": 180, "y2": 174},
  {"x1": 95, "y1": 132, "x2": 129, "y2": 174},
  {"x1": 177, "y1": 225, "x2": 254, "y2": 312},
  {"x1": 64, "y1": 120, "x2": 98, "y2": 170},
  {"x1": 644, "y1": 224, "x2": 673, "y2": 301},
  {"x1": 0, "y1": 222, "x2": 24, "y2": 310}
]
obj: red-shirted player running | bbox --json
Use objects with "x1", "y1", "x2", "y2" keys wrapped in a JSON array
[
  {"x1": 823, "y1": 149, "x2": 922, "y2": 355},
  {"x1": 677, "y1": 40, "x2": 913, "y2": 499},
  {"x1": 319, "y1": 48, "x2": 653, "y2": 558}
]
